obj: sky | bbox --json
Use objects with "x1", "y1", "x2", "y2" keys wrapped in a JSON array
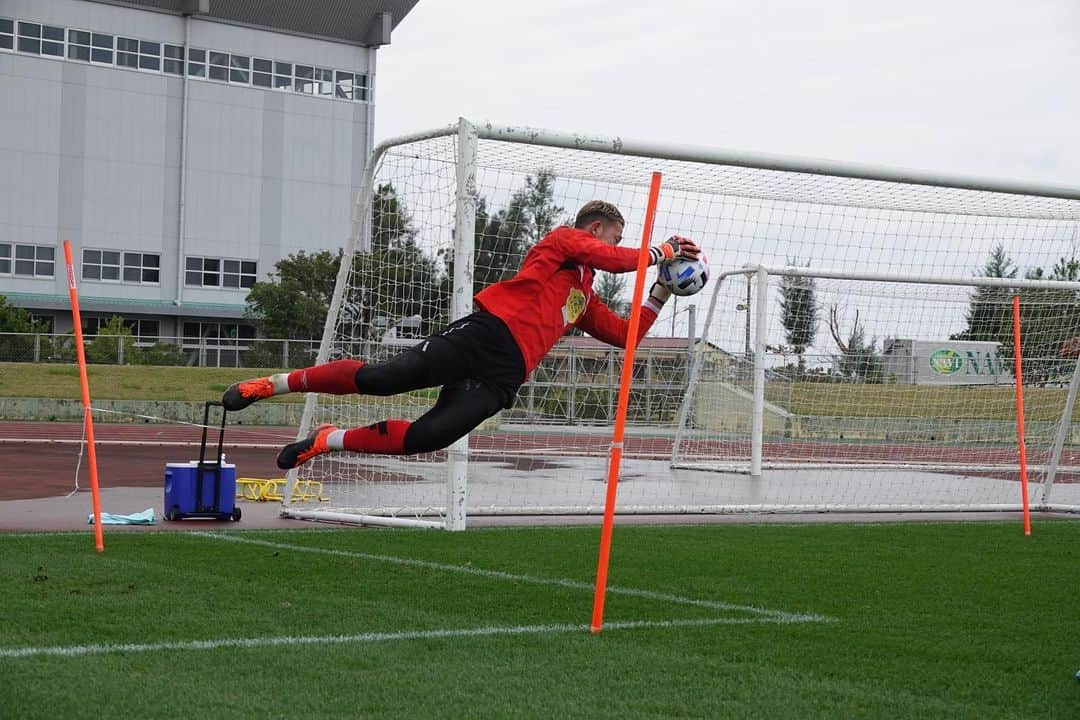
[
  {"x1": 371, "y1": 0, "x2": 1080, "y2": 356},
  {"x1": 375, "y1": 0, "x2": 1080, "y2": 187}
]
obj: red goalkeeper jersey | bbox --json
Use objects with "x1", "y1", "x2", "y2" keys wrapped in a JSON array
[{"x1": 474, "y1": 226, "x2": 661, "y2": 375}]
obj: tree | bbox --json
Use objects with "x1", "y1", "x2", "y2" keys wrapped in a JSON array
[
  {"x1": 1015, "y1": 254, "x2": 1080, "y2": 383},
  {"x1": 446, "y1": 170, "x2": 566, "y2": 297},
  {"x1": 778, "y1": 262, "x2": 819, "y2": 373},
  {"x1": 85, "y1": 316, "x2": 137, "y2": 365},
  {"x1": 0, "y1": 294, "x2": 48, "y2": 361},
  {"x1": 245, "y1": 183, "x2": 448, "y2": 348},
  {"x1": 471, "y1": 195, "x2": 529, "y2": 294},
  {"x1": 828, "y1": 306, "x2": 882, "y2": 383},
  {"x1": 594, "y1": 271, "x2": 630, "y2": 316},
  {"x1": 951, "y1": 245, "x2": 1080, "y2": 384},
  {"x1": 350, "y1": 183, "x2": 447, "y2": 341},
  {"x1": 951, "y1": 244, "x2": 1016, "y2": 345},
  {"x1": 245, "y1": 250, "x2": 342, "y2": 340},
  {"x1": 518, "y1": 168, "x2": 564, "y2": 251}
]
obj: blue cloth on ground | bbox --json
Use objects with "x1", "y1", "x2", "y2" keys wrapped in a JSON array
[{"x1": 87, "y1": 508, "x2": 156, "y2": 525}]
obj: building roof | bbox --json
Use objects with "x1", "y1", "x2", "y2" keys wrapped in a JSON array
[{"x1": 87, "y1": 0, "x2": 420, "y2": 46}]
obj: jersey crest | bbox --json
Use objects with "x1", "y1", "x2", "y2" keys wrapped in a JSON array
[{"x1": 563, "y1": 288, "x2": 586, "y2": 324}]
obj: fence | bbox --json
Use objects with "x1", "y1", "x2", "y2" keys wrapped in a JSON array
[{"x1": 0, "y1": 332, "x2": 320, "y2": 369}]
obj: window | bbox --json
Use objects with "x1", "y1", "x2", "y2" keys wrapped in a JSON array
[
  {"x1": 0, "y1": 18, "x2": 12, "y2": 51},
  {"x1": 187, "y1": 47, "x2": 205, "y2": 77},
  {"x1": 183, "y1": 322, "x2": 254, "y2": 345},
  {"x1": 273, "y1": 61, "x2": 292, "y2": 89},
  {"x1": 14, "y1": 244, "x2": 54, "y2": 278},
  {"x1": 208, "y1": 51, "x2": 228, "y2": 81},
  {"x1": 116, "y1": 36, "x2": 138, "y2": 68},
  {"x1": 123, "y1": 252, "x2": 159, "y2": 283},
  {"x1": 354, "y1": 74, "x2": 369, "y2": 101},
  {"x1": 16, "y1": 22, "x2": 39, "y2": 54},
  {"x1": 135, "y1": 319, "x2": 159, "y2": 340},
  {"x1": 314, "y1": 67, "x2": 333, "y2": 96},
  {"x1": 222, "y1": 259, "x2": 257, "y2": 289},
  {"x1": 294, "y1": 64, "x2": 314, "y2": 93},
  {"x1": 139, "y1": 40, "x2": 159, "y2": 70},
  {"x1": 252, "y1": 57, "x2": 272, "y2": 87},
  {"x1": 67, "y1": 29, "x2": 89, "y2": 60},
  {"x1": 229, "y1": 53, "x2": 249, "y2": 84},
  {"x1": 163, "y1": 44, "x2": 183, "y2": 75},
  {"x1": 0, "y1": 243, "x2": 10, "y2": 274},
  {"x1": 0, "y1": 21, "x2": 365, "y2": 104},
  {"x1": 90, "y1": 32, "x2": 113, "y2": 64},
  {"x1": 82, "y1": 317, "x2": 105, "y2": 336},
  {"x1": 186, "y1": 256, "x2": 220, "y2": 287},
  {"x1": 17, "y1": 22, "x2": 63, "y2": 57},
  {"x1": 84, "y1": 316, "x2": 158, "y2": 340},
  {"x1": 82, "y1": 249, "x2": 121, "y2": 281},
  {"x1": 335, "y1": 71, "x2": 355, "y2": 100}
]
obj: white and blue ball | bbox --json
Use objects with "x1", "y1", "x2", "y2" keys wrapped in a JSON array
[{"x1": 658, "y1": 253, "x2": 709, "y2": 297}]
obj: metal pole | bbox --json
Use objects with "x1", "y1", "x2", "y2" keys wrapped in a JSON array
[
  {"x1": 687, "y1": 304, "x2": 695, "y2": 374},
  {"x1": 744, "y1": 276, "x2": 752, "y2": 360},
  {"x1": 751, "y1": 268, "x2": 769, "y2": 478},
  {"x1": 1042, "y1": 356, "x2": 1080, "y2": 505},
  {"x1": 446, "y1": 118, "x2": 477, "y2": 531}
]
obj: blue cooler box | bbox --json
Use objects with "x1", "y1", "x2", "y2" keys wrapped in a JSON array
[{"x1": 164, "y1": 460, "x2": 239, "y2": 521}]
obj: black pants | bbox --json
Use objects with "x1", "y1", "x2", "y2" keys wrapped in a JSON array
[{"x1": 354, "y1": 312, "x2": 526, "y2": 454}]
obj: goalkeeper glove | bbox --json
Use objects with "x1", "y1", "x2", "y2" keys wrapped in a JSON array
[
  {"x1": 645, "y1": 281, "x2": 671, "y2": 314},
  {"x1": 649, "y1": 235, "x2": 701, "y2": 265}
]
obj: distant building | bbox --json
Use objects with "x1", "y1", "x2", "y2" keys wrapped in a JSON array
[{"x1": 0, "y1": 0, "x2": 418, "y2": 363}]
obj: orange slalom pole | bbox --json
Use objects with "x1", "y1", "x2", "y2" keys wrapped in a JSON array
[
  {"x1": 63, "y1": 241, "x2": 104, "y2": 551},
  {"x1": 591, "y1": 172, "x2": 663, "y2": 634},
  {"x1": 1012, "y1": 295, "x2": 1031, "y2": 536}
]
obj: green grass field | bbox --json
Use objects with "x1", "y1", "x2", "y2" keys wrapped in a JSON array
[{"x1": 2, "y1": 522, "x2": 1079, "y2": 719}]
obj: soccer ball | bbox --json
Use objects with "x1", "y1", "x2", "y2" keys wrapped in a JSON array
[{"x1": 658, "y1": 254, "x2": 709, "y2": 297}]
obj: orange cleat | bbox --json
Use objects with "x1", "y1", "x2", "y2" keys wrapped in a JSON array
[
  {"x1": 222, "y1": 377, "x2": 275, "y2": 411},
  {"x1": 277, "y1": 424, "x2": 338, "y2": 470}
]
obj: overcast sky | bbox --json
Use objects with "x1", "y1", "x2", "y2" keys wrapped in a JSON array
[{"x1": 375, "y1": 0, "x2": 1080, "y2": 187}]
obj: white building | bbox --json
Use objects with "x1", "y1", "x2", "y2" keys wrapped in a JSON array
[{"x1": 0, "y1": 0, "x2": 418, "y2": 362}]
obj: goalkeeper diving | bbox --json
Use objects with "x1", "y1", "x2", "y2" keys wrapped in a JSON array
[{"x1": 222, "y1": 201, "x2": 701, "y2": 469}]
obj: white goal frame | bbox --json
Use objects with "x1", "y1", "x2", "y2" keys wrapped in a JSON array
[
  {"x1": 672, "y1": 265, "x2": 1080, "y2": 514},
  {"x1": 280, "y1": 118, "x2": 1080, "y2": 528}
]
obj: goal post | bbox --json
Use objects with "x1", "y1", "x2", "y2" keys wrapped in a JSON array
[
  {"x1": 672, "y1": 265, "x2": 1080, "y2": 513},
  {"x1": 282, "y1": 118, "x2": 1080, "y2": 526}
]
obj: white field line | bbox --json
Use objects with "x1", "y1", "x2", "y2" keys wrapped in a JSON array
[
  {"x1": 0, "y1": 617, "x2": 793, "y2": 659},
  {"x1": 196, "y1": 532, "x2": 833, "y2": 623}
]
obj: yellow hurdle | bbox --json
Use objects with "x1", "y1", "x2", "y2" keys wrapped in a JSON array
[{"x1": 236, "y1": 478, "x2": 328, "y2": 503}]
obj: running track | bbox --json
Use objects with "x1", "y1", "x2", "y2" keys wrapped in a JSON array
[{"x1": 1, "y1": 421, "x2": 1072, "y2": 501}]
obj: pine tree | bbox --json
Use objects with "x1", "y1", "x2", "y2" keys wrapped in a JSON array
[
  {"x1": 951, "y1": 244, "x2": 1016, "y2": 345},
  {"x1": 778, "y1": 263, "x2": 819, "y2": 373}
]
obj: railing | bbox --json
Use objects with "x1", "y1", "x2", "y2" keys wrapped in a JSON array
[
  {"x1": 0, "y1": 331, "x2": 703, "y2": 425},
  {"x1": 0, "y1": 332, "x2": 320, "y2": 368}
]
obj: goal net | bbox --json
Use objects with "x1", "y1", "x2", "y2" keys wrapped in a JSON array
[{"x1": 284, "y1": 119, "x2": 1080, "y2": 527}]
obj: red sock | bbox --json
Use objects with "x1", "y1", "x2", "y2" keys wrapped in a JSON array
[
  {"x1": 342, "y1": 420, "x2": 410, "y2": 455},
  {"x1": 287, "y1": 360, "x2": 364, "y2": 395}
]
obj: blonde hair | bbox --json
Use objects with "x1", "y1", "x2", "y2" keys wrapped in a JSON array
[{"x1": 574, "y1": 201, "x2": 625, "y2": 229}]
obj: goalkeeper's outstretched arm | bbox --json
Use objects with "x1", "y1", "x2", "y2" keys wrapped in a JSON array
[{"x1": 575, "y1": 280, "x2": 672, "y2": 349}]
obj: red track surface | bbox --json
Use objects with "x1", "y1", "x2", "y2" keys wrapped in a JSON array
[{"x1": 2, "y1": 421, "x2": 1074, "y2": 502}]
